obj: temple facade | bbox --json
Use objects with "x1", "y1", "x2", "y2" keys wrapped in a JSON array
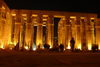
[{"x1": 0, "y1": 0, "x2": 100, "y2": 50}]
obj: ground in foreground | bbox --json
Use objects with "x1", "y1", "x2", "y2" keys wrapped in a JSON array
[{"x1": 0, "y1": 50, "x2": 100, "y2": 67}]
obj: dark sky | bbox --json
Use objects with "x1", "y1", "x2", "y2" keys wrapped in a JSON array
[{"x1": 4, "y1": 0, "x2": 100, "y2": 17}]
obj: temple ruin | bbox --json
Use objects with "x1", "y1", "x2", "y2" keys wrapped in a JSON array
[{"x1": 0, "y1": 0, "x2": 100, "y2": 51}]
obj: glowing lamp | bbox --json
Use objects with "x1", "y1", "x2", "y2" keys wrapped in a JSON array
[
  {"x1": 88, "y1": 44, "x2": 92, "y2": 50},
  {"x1": 24, "y1": 46, "x2": 29, "y2": 50},
  {"x1": 67, "y1": 45, "x2": 71, "y2": 49},
  {"x1": 33, "y1": 48, "x2": 36, "y2": 51}
]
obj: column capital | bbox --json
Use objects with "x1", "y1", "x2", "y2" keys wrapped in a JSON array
[
  {"x1": 76, "y1": 16, "x2": 81, "y2": 25},
  {"x1": 37, "y1": 14, "x2": 43, "y2": 24},
  {"x1": 65, "y1": 16, "x2": 70, "y2": 25},
  {"x1": 47, "y1": 15, "x2": 54, "y2": 24},
  {"x1": 86, "y1": 17, "x2": 91, "y2": 25}
]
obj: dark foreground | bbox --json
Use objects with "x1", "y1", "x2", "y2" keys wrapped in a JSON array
[{"x1": 0, "y1": 50, "x2": 100, "y2": 67}]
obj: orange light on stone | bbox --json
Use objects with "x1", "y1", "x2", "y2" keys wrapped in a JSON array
[
  {"x1": 90, "y1": 18, "x2": 95, "y2": 20},
  {"x1": 98, "y1": 44, "x2": 100, "y2": 50},
  {"x1": 77, "y1": 44, "x2": 82, "y2": 50},
  {"x1": 88, "y1": 44, "x2": 92, "y2": 50},
  {"x1": 24, "y1": 46, "x2": 29, "y2": 50},
  {"x1": 70, "y1": 16, "x2": 76, "y2": 19},
  {"x1": 32, "y1": 14, "x2": 38, "y2": 17},
  {"x1": 67, "y1": 46, "x2": 71, "y2": 49},
  {"x1": 0, "y1": 44, "x2": 4, "y2": 49},
  {"x1": 80, "y1": 17, "x2": 85, "y2": 19},
  {"x1": 43, "y1": 15, "x2": 48, "y2": 17},
  {"x1": 42, "y1": 19, "x2": 47, "y2": 21},
  {"x1": 33, "y1": 47, "x2": 36, "y2": 51},
  {"x1": 67, "y1": 43, "x2": 71, "y2": 49},
  {"x1": 48, "y1": 41, "x2": 52, "y2": 48},
  {"x1": 12, "y1": 14, "x2": 16, "y2": 16},
  {"x1": 2, "y1": 6, "x2": 5, "y2": 9},
  {"x1": 22, "y1": 14, "x2": 27, "y2": 16}
]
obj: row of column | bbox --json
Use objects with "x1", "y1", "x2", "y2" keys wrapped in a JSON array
[
  {"x1": 12, "y1": 14, "x2": 54, "y2": 50},
  {"x1": 11, "y1": 14, "x2": 96, "y2": 50},
  {"x1": 0, "y1": 6, "x2": 12, "y2": 49}
]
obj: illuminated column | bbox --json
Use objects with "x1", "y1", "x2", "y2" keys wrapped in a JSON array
[
  {"x1": 58, "y1": 17, "x2": 66, "y2": 48},
  {"x1": 81, "y1": 18, "x2": 87, "y2": 50},
  {"x1": 24, "y1": 15, "x2": 33, "y2": 50},
  {"x1": 0, "y1": 7, "x2": 3, "y2": 46},
  {"x1": 46, "y1": 15, "x2": 54, "y2": 48},
  {"x1": 13, "y1": 22, "x2": 21, "y2": 46},
  {"x1": 4, "y1": 12, "x2": 12, "y2": 48},
  {"x1": 0, "y1": 6, "x2": 12, "y2": 48},
  {"x1": 63, "y1": 17, "x2": 66, "y2": 47},
  {"x1": 86, "y1": 18, "x2": 91, "y2": 50},
  {"x1": 65, "y1": 16, "x2": 71, "y2": 49},
  {"x1": 86, "y1": 18, "x2": 96, "y2": 50},
  {"x1": 29, "y1": 17, "x2": 34, "y2": 50},
  {"x1": 11, "y1": 15, "x2": 16, "y2": 43},
  {"x1": 36, "y1": 14, "x2": 43, "y2": 48},
  {"x1": 76, "y1": 17, "x2": 81, "y2": 49},
  {"x1": 90, "y1": 18, "x2": 96, "y2": 48},
  {"x1": 0, "y1": 6, "x2": 6, "y2": 47},
  {"x1": 20, "y1": 14, "x2": 27, "y2": 49},
  {"x1": 42, "y1": 15, "x2": 48, "y2": 45},
  {"x1": 21, "y1": 22, "x2": 26, "y2": 49},
  {"x1": 70, "y1": 16, "x2": 77, "y2": 49},
  {"x1": 31, "y1": 14, "x2": 38, "y2": 50},
  {"x1": 90, "y1": 18, "x2": 96, "y2": 44}
]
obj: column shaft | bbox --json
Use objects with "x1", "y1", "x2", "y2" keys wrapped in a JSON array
[
  {"x1": 46, "y1": 15, "x2": 54, "y2": 48},
  {"x1": 36, "y1": 15, "x2": 43, "y2": 48}
]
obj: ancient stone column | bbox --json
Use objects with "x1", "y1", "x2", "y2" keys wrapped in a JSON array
[
  {"x1": 75, "y1": 17, "x2": 81, "y2": 49},
  {"x1": 58, "y1": 17, "x2": 66, "y2": 48},
  {"x1": 11, "y1": 16, "x2": 16, "y2": 43},
  {"x1": 24, "y1": 14, "x2": 34, "y2": 50},
  {"x1": 46, "y1": 15, "x2": 54, "y2": 48},
  {"x1": 0, "y1": 7, "x2": 6, "y2": 48},
  {"x1": 81, "y1": 18, "x2": 87, "y2": 50},
  {"x1": 0, "y1": 7, "x2": 3, "y2": 46},
  {"x1": 65, "y1": 16, "x2": 71, "y2": 49},
  {"x1": 20, "y1": 15, "x2": 27, "y2": 49},
  {"x1": 90, "y1": 18, "x2": 96, "y2": 48},
  {"x1": 91, "y1": 19, "x2": 96, "y2": 44},
  {"x1": 36, "y1": 14, "x2": 43, "y2": 48},
  {"x1": 69, "y1": 16, "x2": 77, "y2": 49},
  {"x1": 29, "y1": 16, "x2": 34, "y2": 50}
]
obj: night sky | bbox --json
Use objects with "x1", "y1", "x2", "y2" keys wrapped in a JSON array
[{"x1": 4, "y1": 0, "x2": 100, "y2": 17}]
